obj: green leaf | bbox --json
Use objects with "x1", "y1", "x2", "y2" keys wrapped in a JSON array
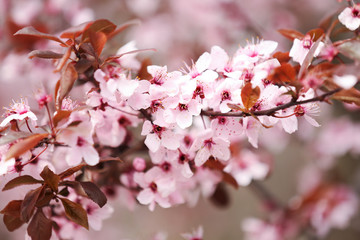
[
  {"x1": 80, "y1": 182, "x2": 107, "y2": 208},
  {"x1": 60, "y1": 198, "x2": 89, "y2": 229},
  {"x1": 2, "y1": 175, "x2": 42, "y2": 191}
]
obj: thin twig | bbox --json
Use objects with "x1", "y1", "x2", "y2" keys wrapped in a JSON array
[{"x1": 248, "y1": 180, "x2": 282, "y2": 211}]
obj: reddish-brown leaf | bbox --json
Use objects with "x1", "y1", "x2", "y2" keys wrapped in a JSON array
[
  {"x1": 21, "y1": 187, "x2": 43, "y2": 222},
  {"x1": 210, "y1": 183, "x2": 230, "y2": 208},
  {"x1": 54, "y1": 46, "x2": 72, "y2": 73},
  {"x1": 58, "y1": 164, "x2": 86, "y2": 180},
  {"x1": 278, "y1": 29, "x2": 304, "y2": 41},
  {"x1": 222, "y1": 172, "x2": 239, "y2": 189},
  {"x1": 241, "y1": 83, "x2": 261, "y2": 110},
  {"x1": 74, "y1": 57, "x2": 94, "y2": 73},
  {"x1": 1, "y1": 200, "x2": 25, "y2": 232},
  {"x1": 107, "y1": 19, "x2": 140, "y2": 40},
  {"x1": 28, "y1": 50, "x2": 63, "y2": 59},
  {"x1": 40, "y1": 166, "x2": 60, "y2": 193},
  {"x1": 204, "y1": 157, "x2": 225, "y2": 171},
  {"x1": 90, "y1": 31, "x2": 107, "y2": 57},
  {"x1": 268, "y1": 63, "x2": 296, "y2": 84},
  {"x1": 1, "y1": 200, "x2": 23, "y2": 217},
  {"x1": 272, "y1": 51, "x2": 290, "y2": 63},
  {"x1": 3, "y1": 215, "x2": 24, "y2": 232},
  {"x1": 306, "y1": 28, "x2": 325, "y2": 41},
  {"x1": 27, "y1": 209, "x2": 52, "y2": 240},
  {"x1": 60, "y1": 198, "x2": 89, "y2": 229},
  {"x1": 82, "y1": 19, "x2": 116, "y2": 42},
  {"x1": 0, "y1": 131, "x2": 34, "y2": 146},
  {"x1": 60, "y1": 22, "x2": 92, "y2": 39},
  {"x1": 53, "y1": 110, "x2": 72, "y2": 127},
  {"x1": 337, "y1": 40, "x2": 360, "y2": 61},
  {"x1": 5, "y1": 133, "x2": 48, "y2": 161},
  {"x1": 36, "y1": 190, "x2": 55, "y2": 208},
  {"x1": 59, "y1": 181, "x2": 88, "y2": 198},
  {"x1": 56, "y1": 62, "x2": 78, "y2": 109},
  {"x1": 80, "y1": 182, "x2": 107, "y2": 208},
  {"x1": 137, "y1": 58, "x2": 153, "y2": 80},
  {"x1": 332, "y1": 88, "x2": 360, "y2": 106},
  {"x1": 3, "y1": 175, "x2": 42, "y2": 191},
  {"x1": 14, "y1": 26, "x2": 66, "y2": 45}
]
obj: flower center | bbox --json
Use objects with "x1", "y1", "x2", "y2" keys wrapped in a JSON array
[
  {"x1": 294, "y1": 105, "x2": 305, "y2": 116},
  {"x1": 203, "y1": 139, "x2": 214, "y2": 149},
  {"x1": 221, "y1": 91, "x2": 231, "y2": 101},
  {"x1": 193, "y1": 85, "x2": 205, "y2": 99},
  {"x1": 77, "y1": 137, "x2": 86, "y2": 147},
  {"x1": 149, "y1": 182, "x2": 158, "y2": 192},
  {"x1": 178, "y1": 103, "x2": 188, "y2": 111}
]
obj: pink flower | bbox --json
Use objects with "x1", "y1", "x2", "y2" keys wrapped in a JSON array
[
  {"x1": 163, "y1": 97, "x2": 202, "y2": 129},
  {"x1": 141, "y1": 120, "x2": 181, "y2": 152},
  {"x1": 57, "y1": 122, "x2": 99, "y2": 166},
  {"x1": 224, "y1": 149, "x2": 270, "y2": 186},
  {"x1": 310, "y1": 186, "x2": 358, "y2": 237},
  {"x1": 133, "y1": 157, "x2": 146, "y2": 171},
  {"x1": 338, "y1": 4, "x2": 360, "y2": 31},
  {"x1": 190, "y1": 129, "x2": 230, "y2": 166},
  {"x1": 289, "y1": 35, "x2": 324, "y2": 65},
  {"x1": 181, "y1": 226, "x2": 203, "y2": 240},
  {"x1": 295, "y1": 89, "x2": 321, "y2": 127},
  {"x1": 242, "y1": 218, "x2": 284, "y2": 240},
  {"x1": 0, "y1": 98, "x2": 37, "y2": 127},
  {"x1": 134, "y1": 166, "x2": 175, "y2": 211},
  {"x1": 34, "y1": 88, "x2": 52, "y2": 109}
]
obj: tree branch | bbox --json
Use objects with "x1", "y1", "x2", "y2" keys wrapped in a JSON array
[{"x1": 201, "y1": 88, "x2": 341, "y2": 118}]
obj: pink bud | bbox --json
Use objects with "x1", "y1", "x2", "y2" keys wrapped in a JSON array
[{"x1": 133, "y1": 157, "x2": 146, "y2": 171}]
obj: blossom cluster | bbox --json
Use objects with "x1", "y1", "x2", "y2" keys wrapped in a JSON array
[{"x1": 0, "y1": 1, "x2": 360, "y2": 240}]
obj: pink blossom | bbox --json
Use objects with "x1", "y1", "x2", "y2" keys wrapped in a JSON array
[
  {"x1": 141, "y1": 120, "x2": 181, "y2": 152},
  {"x1": 310, "y1": 186, "x2": 359, "y2": 237},
  {"x1": 134, "y1": 166, "x2": 175, "y2": 211},
  {"x1": 0, "y1": 98, "x2": 37, "y2": 127},
  {"x1": 181, "y1": 226, "x2": 203, "y2": 240},
  {"x1": 338, "y1": 4, "x2": 360, "y2": 31},
  {"x1": 57, "y1": 122, "x2": 99, "y2": 166},
  {"x1": 242, "y1": 218, "x2": 284, "y2": 240},
  {"x1": 289, "y1": 35, "x2": 324, "y2": 65},
  {"x1": 34, "y1": 88, "x2": 52, "y2": 109},
  {"x1": 224, "y1": 149, "x2": 270, "y2": 186},
  {"x1": 133, "y1": 157, "x2": 146, "y2": 171},
  {"x1": 190, "y1": 129, "x2": 230, "y2": 166}
]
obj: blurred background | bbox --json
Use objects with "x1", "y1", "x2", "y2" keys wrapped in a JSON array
[{"x1": 0, "y1": 0, "x2": 359, "y2": 239}]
